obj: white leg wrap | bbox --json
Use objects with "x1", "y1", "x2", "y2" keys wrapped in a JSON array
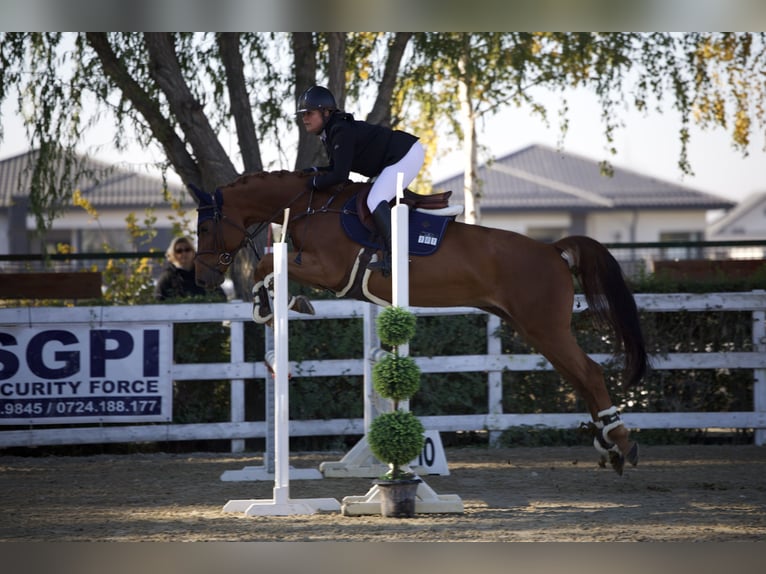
[
  {"x1": 251, "y1": 277, "x2": 274, "y2": 324},
  {"x1": 597, "y1": 406, "x2": 619, "y2": 418},
  {"x1": 592, "y1": 406, "x2": 624, "y2": 455}
]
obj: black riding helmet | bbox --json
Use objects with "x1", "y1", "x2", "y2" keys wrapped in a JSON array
[{"x1": 296, "y1": 85, "x2": 337, "y2": 115}]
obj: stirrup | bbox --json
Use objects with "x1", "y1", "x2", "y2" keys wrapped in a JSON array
[{"x1": 367, "y1": 253, "x2": 391, "y2": 277}]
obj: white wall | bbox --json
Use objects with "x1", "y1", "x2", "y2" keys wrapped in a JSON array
[
  {"x1": 712, "y1": 206, "x2": 766, "y2": 240},
  {"x1": 587, "y1": 210, "x2": 708, "y2": 243},
  {"x1": 34, "y1": 208, "x2": 189, "y2": 231},
  {"x1": 23, "y1": 207, "x2": 194, "y2": 253},
  {"x1": 479, "y1": 211, "x2": 571, "y2": 234},
  {"x1": 477, "y1": 208, "x2": 709, "y2": 244}
]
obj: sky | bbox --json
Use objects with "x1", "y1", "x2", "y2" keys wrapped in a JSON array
[{"x1": 1, "y1": 67, "x2": 764, "y2": 207}]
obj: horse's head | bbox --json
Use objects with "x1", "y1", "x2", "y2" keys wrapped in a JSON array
[
  {"x1": 190, "y1": 183, "x2": 248, "y2": 289},
  {"x1": 191, "y1": 170, "x2": 337, "y2": 288}
]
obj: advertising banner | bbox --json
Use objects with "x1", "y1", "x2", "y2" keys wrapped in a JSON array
[{"x1": 0, "y1": 324, "x2": 172, "y2": 424}]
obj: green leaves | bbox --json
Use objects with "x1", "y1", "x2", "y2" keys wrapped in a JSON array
[
  {"x1": 367, "y1": 410, "x2": 425, "y2": 471},
  {"x1": 372, "y1": 354, "x2": 421, "y2": 402},
  {"x1": 376, "y1": 305, "x2": 417, "y2": 346},
  {"x1": 368, "y1": 305, "x2": 424, "y2": 472}
]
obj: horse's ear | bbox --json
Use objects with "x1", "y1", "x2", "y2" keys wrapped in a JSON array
[{"x1": 188, "y1": 183, "x2": 210, "y2": 205}]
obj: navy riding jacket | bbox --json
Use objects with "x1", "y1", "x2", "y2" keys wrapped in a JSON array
[{"x1": 311, "y1": 112, "x2": 419, "y2": 190}]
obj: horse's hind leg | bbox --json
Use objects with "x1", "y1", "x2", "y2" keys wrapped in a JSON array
[{"x1": 523, "y1": 327, "x2": 638, "y2": 474}]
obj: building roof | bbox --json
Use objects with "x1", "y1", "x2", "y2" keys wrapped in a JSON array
[
  {"x1": 0, "y1": 149, "x2": 189, "y2": 209},
  {"x1": 433, "y1": 144, "x2": 735, "y2": 212},
  {"x1": 707, "y1": 190, "x2": 766, "y2": 239}
]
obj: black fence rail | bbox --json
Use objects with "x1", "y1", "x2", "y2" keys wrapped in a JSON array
[
  {"x1": 0, "y1": 251, "x2": 165, "y2": 274},
  {"x1": 1, "y1": 240, "x2": 765, "y2": 278},
  {"x1": 603, "y1": 240, "x2": 766, "y2": 277}
]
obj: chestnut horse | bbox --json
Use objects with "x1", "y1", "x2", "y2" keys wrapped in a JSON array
[{"x1": 192, "y1": 170, "x2": 647, "y2": 474}]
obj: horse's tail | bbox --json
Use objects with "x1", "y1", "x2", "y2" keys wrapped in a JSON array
[{"x1": 554, "y1": 235, "x2": 648, "y2": 387}]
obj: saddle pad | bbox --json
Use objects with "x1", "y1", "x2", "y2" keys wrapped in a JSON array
[{"x1": 340, "y1": 195, "x2": 451, "y2": 256}]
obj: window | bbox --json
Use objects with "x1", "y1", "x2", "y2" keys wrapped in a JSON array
[{"x1": 659, "y1": 231, "x2": 704, "y2": 260}]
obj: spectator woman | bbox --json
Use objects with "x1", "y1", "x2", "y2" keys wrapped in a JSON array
[{"x1": 155, "y1": 236, "x2": 225, "y2": 301}]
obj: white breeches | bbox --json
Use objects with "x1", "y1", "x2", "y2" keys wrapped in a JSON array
[{"x1": 366, "y1": 141, "x2": 425, "y2": 211}]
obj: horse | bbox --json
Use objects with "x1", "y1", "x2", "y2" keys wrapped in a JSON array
[{"x1": 191, "y1": 170, "x2": 648, "y2": 474}]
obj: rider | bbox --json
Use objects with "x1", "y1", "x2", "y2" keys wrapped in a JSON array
[{"x1": 296, "y1": 85, "x2": 425, "y2": 277}]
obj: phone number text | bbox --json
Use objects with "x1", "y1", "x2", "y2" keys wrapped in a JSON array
[{"x1": 0, "y1": 396, "x2": 162, "y2": 418}]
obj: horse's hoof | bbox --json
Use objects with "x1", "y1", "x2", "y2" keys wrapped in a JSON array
[
  {"x1": 252, "y1": 311, "x2": 274, "y2": 325},
  {"x1": 252, "y1": 303, "x2": 274, "y2": 325},
  {"x1": 290, "y1": 295, "x2": 315, "y2": 315},
  {"x1": 626, "y1": 442, "x2": 639, "y2": 466},
  {"x1": 608, "y1": 451, "x2": 625, "y2": 476}
]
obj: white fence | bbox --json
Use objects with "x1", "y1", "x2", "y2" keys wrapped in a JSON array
[{"x1": 1, "y1": 291, "x2": 765, "y2": 449}]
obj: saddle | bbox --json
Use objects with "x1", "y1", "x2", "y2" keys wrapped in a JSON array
[
  {"x1": 355, "y1": 187, "x2": 462, "y2": 231},
  {"x1": 341, "y1": 186, "x2": 460, "y2": 258}
]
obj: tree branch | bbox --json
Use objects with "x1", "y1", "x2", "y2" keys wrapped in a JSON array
[
  {"x1": 367, "y1": 32, "x2": 412, "y2": 127},
  {"x1": 292, "y1": 32, "x2": 325, "y2": 169},
  {"x1": 217, "y1": 32, "x2": 262, "y2": 174},
  {"x1": 143, "y1": 32, "x2": 236, "y2": 190},
  {"x1": 85, "y1": 32, "x2": 202, "y2": 188}
]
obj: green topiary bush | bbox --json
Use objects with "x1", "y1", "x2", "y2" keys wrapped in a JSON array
[
  {"x1": 372, "y1": 354, "x2": 421, "y2": 404},
  {"x1": 376, "y1": 305, "x2": 417, "y2": 346},
  {"x1": 367, "y1": 306, "x2": 425, "y2": 479},
  {"x1": 367, "y1": 410, "x2": 425, "y2": 471}
]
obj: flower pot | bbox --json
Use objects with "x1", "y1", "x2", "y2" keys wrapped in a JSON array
[{"x1": 375, "y1": 478, "x2": 421, "y2": 518}]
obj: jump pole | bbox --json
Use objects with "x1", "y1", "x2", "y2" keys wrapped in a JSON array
[
  {"x1": 319, "y1": 173, "x2": 450, "y2": 479},
  {"x1": 340, "y1": 174, "x2": 463, "y2": 516},
  {"x1": 220, "y1": 223, "x2": 324, "y2": 482},
  {"x1": 222, "y1": 209, "x2": 341, "y2": 516}
]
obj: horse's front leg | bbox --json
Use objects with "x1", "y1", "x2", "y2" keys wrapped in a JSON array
[
  {"x1": 585, "y1": 405, "x2": 639, "y2": 475},
  {"x1": 251, "y1": 254, "x2": 276, "y2": 324},
  {"x1": 251, "y1": 253, "x2": 320, "y2": 324}
]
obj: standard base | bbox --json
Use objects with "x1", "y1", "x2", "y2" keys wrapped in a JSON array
[
  {"x1": 341, "y1": 478, "x2": 463, "y2": 516},
  {"x1": 320, "y1": 432, "x2": 451, "y2": 478},
  {"x1": 221, "y1": 466, "x2": 324, "y2": 481},
  {"x1": 223, "y1": 496, "x2": 341, "y2": 516}
]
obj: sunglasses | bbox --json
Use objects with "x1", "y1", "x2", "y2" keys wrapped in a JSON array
[{"x1": 175, "y1": 247, "x2": 193, "y2": 254}]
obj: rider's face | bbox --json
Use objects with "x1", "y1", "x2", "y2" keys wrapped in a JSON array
[{"x1": 301, "y1": 109, "x2": 325, "y2": 135}]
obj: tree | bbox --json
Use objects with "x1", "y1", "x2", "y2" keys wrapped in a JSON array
[
  {"x1": 1, "y1": 33, "x2": 764, "y2": 251},
  {"x1": 0, "y1": 32, "x2": 412, "y2": 298},
  {"x1": 404, "y1": 32, "x2": 766, "y2": 224}
]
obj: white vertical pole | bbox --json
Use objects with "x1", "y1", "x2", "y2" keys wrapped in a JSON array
[
  {"x1": 229, "y1": 318, "x2": 245, "y2": 453},
  {"x1": 392, "y1": 172, "x2": 409, "y2": 310},
  {"x1": 272, "y1": 214, "x2": 290, "y2": 505},
  {"x1": 486, "y1": 314, "x2": 503, "y2": 446},
  {"x1": 752, "y1": 289, "x2": 765, "y2": 446},
  {"x1": 392, "y1": 172, "x2": 409, "y2": 411},
  {"x1": 363, "y1": 303, "x2": 380, "y2": 433},
  {"x1": 264, "y1": 230, "x2": 275, "y2": 473},
  {"x1": 223, "y1": 208, "x2": 340, "y2": 515}
]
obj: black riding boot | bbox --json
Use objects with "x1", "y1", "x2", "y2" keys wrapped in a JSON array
[{"x1": 367, "y1": 201, "x2": 392, "y2": 277}]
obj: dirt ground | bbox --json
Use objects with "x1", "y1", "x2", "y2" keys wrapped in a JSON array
[{"x1": 1, "y1": 444, "x2": 765, "y2": 542}]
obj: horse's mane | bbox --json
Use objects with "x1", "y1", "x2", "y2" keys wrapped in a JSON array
[
  {"x1": 222, "y1": 170, "x2": 307, "y2": 190},
  {"x1": 221, "y1": 170, "x2": 362, "y2": 201}
]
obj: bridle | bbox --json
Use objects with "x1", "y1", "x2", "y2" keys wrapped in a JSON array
[
  {"x1": 194, "y1": 213, "x2": 262, "y2": 282},
  {"x1": 194, "y1": 185, "x2": 332, "y2": 278}
]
